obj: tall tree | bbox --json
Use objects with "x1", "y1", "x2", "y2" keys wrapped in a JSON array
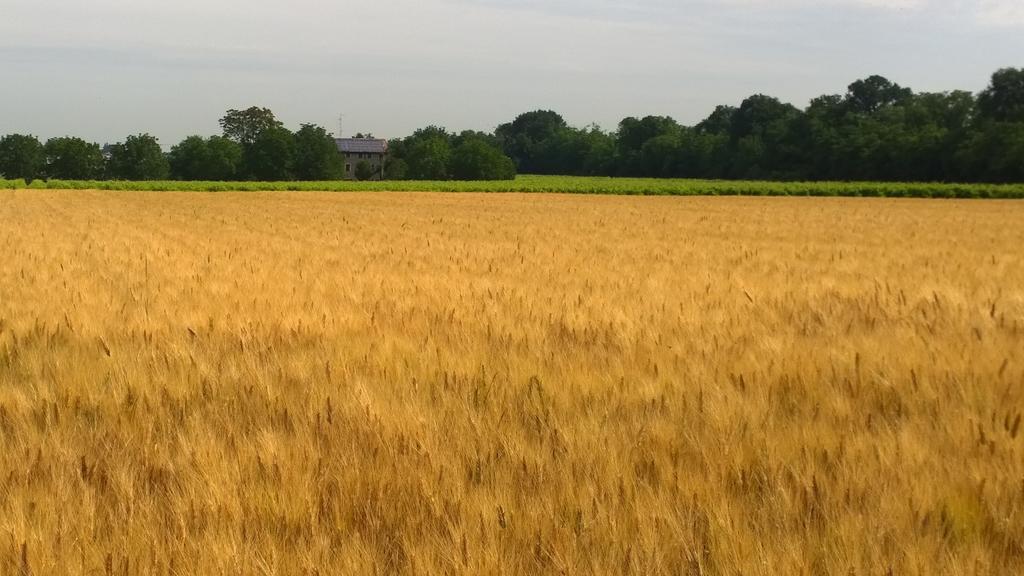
[
  {"x1": 802, "y1": 95, "x2": 846, "y2": 179},
  {"x1": 638, "y1": 134, "x2": 682, "y2": 178},
  {"x1": 384, "y1": 158, "x2": 408, "y2": 180},
  {"x1": 534, "y1": 125, "x2": 615, "y2": 176},
  {"x1": 845, "y1": 76, "x2": 913, "y2": 114},
  {"x1": 977, "y1": 68, "x2": 1024, "y2": 123},
  {"x1": 900, "y1": 91, "x2": 976, "y2": 180},
  {"x1": 220, "y1": 107, "x2": 283, "y2": 145},
  {"x1": 574, "y1": 126, "x2": 617, "y2": 176},
  {"x1": 0, "y1": 134, "x2": 46, "y2": 181},
  {"x1": 696, "y1": 105, "x2": 738, "y2": 135},
  {"x1": 957, "y1": 121, "x2": 1024, "y2": 183},
  {"x1": 730, "y1": 95, "x2": 800, "y2": 140},
  {"x1": 169, "y1": 136, "x2": 209, "y2": 180},
  {"x1": 243, "y1": 126, "x2": 295, "y2": 180},
  {"x1": 496, "y1": 110, "x2": 568, "y2": 173},
  {"x1": 293, "y1": 124, "x2": 343, "y2": 180},
  {"x1": 617, "y1": 116, "x2": 682, "y2": 176},
  {"x1": 401, "y1": 127, "x2": 453, "y2": 180},
  {"x1": 677, "y1": 130, "x2": 729, "y2": 178},
  {"x1": 618, "y1": 116, "x2": 681, "y2": 152},
  {"x1": 205, "y1": 136, "x2": 245, "y2": 180},
  {"x1": 44, "y1": 137, "x2": 104, "y2": 179},
  {"x1": 106, "y1": 134, "x2": 170, "y2": 180},
  {"x1": 450, "y1": 135, "x2": 516, "y2": 180},
  {"x1": 728, "y1": 95, "x2": 804, "y2": 178},
  {"x1": 169, "y1": 136, "x2": 242, "y2": 180}
]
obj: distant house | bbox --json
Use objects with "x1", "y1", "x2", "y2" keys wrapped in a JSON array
[{"x1": 336, "y1": 138, "x2": 388, "y2": 180}]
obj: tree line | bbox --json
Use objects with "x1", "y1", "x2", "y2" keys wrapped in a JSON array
[
  {"x1": 0, "y1": 108, "x2": 517, "y2": 182},
  {"x1": 1, "y1": 68, "x2": 1021, "y2": 182},
  {"x1": 492, "y1": 68, "x2": 1024, "y2": 183}
]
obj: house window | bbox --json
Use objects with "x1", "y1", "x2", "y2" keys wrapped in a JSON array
[{"x1": 345, "y1": 164, "x2": 351, "y2": 173}]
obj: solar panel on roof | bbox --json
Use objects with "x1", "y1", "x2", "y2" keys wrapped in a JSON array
[{"x1": 335, "y1": 138, "x2": 388, "y2": 154}]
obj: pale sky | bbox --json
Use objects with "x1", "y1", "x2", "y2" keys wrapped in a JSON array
[{"x1": 1, "y1": 0, "x2": 1021, "y2": 145}]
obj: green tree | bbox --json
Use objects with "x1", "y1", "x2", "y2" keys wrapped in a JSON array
[
  {"x1": 404, "y1": 128, "x2": 452, "y2": 180},
  {"x1": 957, "y1": 122, "x2": 1024, "y2": 183},
  {"x1": 536, "y1": 125, "x2": 615, "y2": 176},
  {"x1": 495, "y1": 110, "x2": 568, "y2": 173},
  {"x1": 638, "y1": 134, "x2": 682, "y2": 177},
  {"x1": 450, "y1": 137, "x2": 516, "y2": 180},
  {"x1": 575, "y1": 126, "x2": 617, "y2": 176},
  {"x1": 384, "y1": 158, "x2": 408, "y2": 180},
  {"x1": 293, "y1": 124, "x2": 343, "y2": 180},
  {"x1": 354, "y1": 160, "x2": 375, "y2": 181},
  {"x1": 898, "y1": 91, "x2": 976, "y2": 180},
  {"x1": 220, "y1": 107, "x2": 283, "y2": 145},
  {"x1": 169, "y1": 136, "x2": 209, "y2": 180},
  {"x1": 616, "y1": 116, "x2": 682, "y2": 176},
  {"x1": 696, "y1": 106, "x2": 737, "y2": 135},
  {"x1": 618, "y1": 116, "x2": 681, "y2": 152},
  {"x1": 0, "y1": 134, "x2": 46, "y2": 181},
  {"x1": 169, "y1": 136, "x2": 242, "y2": 180},
  {"x1": 205, "y1": 136, "x2": 244, "y2": 180},
  {"x1": 977, "y1": 68, "x2": 1024, "y2": 123},
  {"x1": 845, "y1": 76, "x2": 913, "y2": 114},
  {"x1": 677, "y1": 130, "x2": 728, "y2": 178},
  {"x1": 243, "y1": 126, "x2": 295, "y2": 180},
  {"x1": 802, "y1": 95, "x2": 847, "y2": 179},
  {"x1": 730, "y1": 95, "x2": 800, "y2": 140},
  {"x1": 452, "y1": 130, "x2": 502, "y2": 150},
  {"x1": 731, "y1": 135, "x2": 768, "y2": 179},
  {"x1": 726, "y1": 95, "x2": 804, "y2": 178},
  {"x1": 107, "y1": 134, "x2": 169, "y2": 180},
  {"x1": 358, "y1": 67, "x2": 1024, "y2": 183},
  {"x1": 44, "y1": 137, "x2": 104, "y2": 180}
]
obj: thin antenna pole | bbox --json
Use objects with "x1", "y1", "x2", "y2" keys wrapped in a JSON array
[{"x1": 338, "y1": 114, "x2": 344, "y2": 138}]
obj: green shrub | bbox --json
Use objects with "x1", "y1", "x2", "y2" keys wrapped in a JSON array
[{"x1": 3, "y1": 175, "x2": 1023, "y2": 198}]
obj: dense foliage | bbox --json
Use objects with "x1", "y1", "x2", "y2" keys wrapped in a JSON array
[
  {"x1": 243, "y1": 126, "x2": 296, "y2": 181},
  {"x1": 294, "y1": 124, "x2": 344, "y2": 181},
  {"x1": 0, "y1": 134, "x2": 46, "y2": 182},
  {"x1": 2, "y1": 68, "x2": 1022, "y2": 183},
  {"x1": 450, "y1": 138, "x2": 516, "y2": 180},
  {"x1": 169, "y1": 136, "x2": 243, "y2": 181},
  {"x1": 106, "y1": 134, "x2": 170, "y2": 181},
  {"x1": 382, "y1": 128, "x2": 516, "y2": 181},
  {"x1": 44, "y1": 137, "x2": 105, "y2": 180},
  {"x1": 354, "y1": 161, "x2": 375, "y2": 181},
  {"x1": 218, "y1": 107, "x2": 282, "y2": 145},
  {"x1": 488, "y1": 69, "x2": 1024, "y2": 183},
  {"x1": 3, "y1": 175, "x2": 1023, "y2": 198}
]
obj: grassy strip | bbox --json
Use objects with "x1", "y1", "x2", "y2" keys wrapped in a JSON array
[{"x1": 2, "y1": 175, "x2": 1024, "y2": 198}]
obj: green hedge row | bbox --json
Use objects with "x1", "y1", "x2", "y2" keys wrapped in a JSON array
[{"x1": 3, "y1": 176, "x2": 1024, "y2": 198}]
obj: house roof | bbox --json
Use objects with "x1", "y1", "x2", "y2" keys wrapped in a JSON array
[{"x1": 336, "y1": 138, "x2": 388, "y2": 154}]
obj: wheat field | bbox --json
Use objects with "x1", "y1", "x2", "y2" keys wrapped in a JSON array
[{"x1": 1, "y1": 190, "x2": 1023, "y2": 575}]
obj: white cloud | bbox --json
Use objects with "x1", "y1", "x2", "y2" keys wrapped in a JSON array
[
  {"x1": 976, "y1": 0, "x2": 1024, "y2": 25},
  {"x1": 708, "y1": 0, "x2": 1024, "y2": 26},
  {"x1": 717, "y1": 0, "x2": 927, "y2": 8}
]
